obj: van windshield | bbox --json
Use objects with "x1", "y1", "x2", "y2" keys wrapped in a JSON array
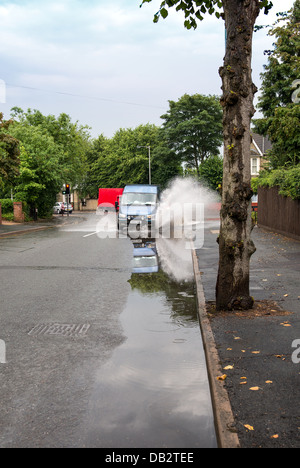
[
  {"x1": 133, "y1": 256, "x2": 158, "y2": 268},
  {"x1": 121, "y1": 193, "x2": 157, "y2": 206}
]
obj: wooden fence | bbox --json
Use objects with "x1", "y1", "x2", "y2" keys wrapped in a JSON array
[{"x1": 258, "y1": 186, "x2": 300, "y2": 241}]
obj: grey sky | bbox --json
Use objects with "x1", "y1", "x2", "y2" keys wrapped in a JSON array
[{"x1": 0, "y1": 0, "x2": 295, "y2": 138}]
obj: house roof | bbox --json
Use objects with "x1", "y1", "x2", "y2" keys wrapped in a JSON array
[{"x1": 251, "y1": 133, "x2": 272, "y2": 156}]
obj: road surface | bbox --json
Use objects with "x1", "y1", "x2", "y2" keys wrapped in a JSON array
[{"x1": 0, "y1": 214, "x2": 216, "y2": 448}]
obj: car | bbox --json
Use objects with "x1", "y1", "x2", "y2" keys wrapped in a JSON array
[{"x1": 53, "y1": 202, "x2": 73, "y2": 214}]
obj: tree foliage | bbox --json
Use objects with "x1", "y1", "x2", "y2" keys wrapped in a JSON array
[
  {"x1": 10, "y1": 107, "x2": 91, "y2": 186},
  {"x1": 253, "y1": 1, "x2": 300, "y2": 168},
  {"x1": 0, "y1": 113, "x2": 20, "y2": 186},
  {"x1": 80, "y1": 124, "x2": 176, "y2": 194},
  {"x1": 267, "y1": 105, "x2": 300, "y2": 168},
  {"x1": 253, "y1": 165, "x2": 300, "y2": 200},
  {"x1": 9, "y1": 124, "x2": 64, "y2": 217},
  {"x1": 199, "y1": 154, "x2": 223, "y2": 190},
  {"x1": 255, "y1": 1, "x2": 300, "y2": 121},
  {"x1": 1, "y1": 108, "x2": 92, "y2": 217},
  {"x1": 140, "y1": 0, "x2": 273, "y2": 29},
  {"x1": 80, "y1": 94, "x2": 222, "y2": 196},
  {"x1": 159, "y1": 94, "x2": 223, "y2": 177}
]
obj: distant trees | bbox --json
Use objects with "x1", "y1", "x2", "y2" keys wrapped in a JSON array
[
  {"x1": 158, "y1": 94, "x2": 223, "y2": 178},
  {"x1": 81, "y1": 93, "x2": 223, "y2": 196},
  {"x1": 11, "y1": 125, "x2": 63, "y2": 218},
  {"x1": 0, "y1": 92, "x2": 223, "y2": 218},
  {"x1": 0, "y1": 113, "x2": 20, "y2": 187},
  {"x1": 0, "y1": 108, "x2": 91, "y2": 217},
  {"x1": 10, "y1": 107, "x2": 90, "y2": 186},
  {"x1": 80, "y1": 124, "x2": 165, "y2": 196}
]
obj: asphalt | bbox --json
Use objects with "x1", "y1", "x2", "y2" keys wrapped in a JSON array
[
  {"x1": 1, "y1": 212, "x2": 300, "y2": 448},
  {"x1": 195, "y1": 222, "x2": 300, "y2": 448},
  {"x1": 0, "y1": 213, "x2": 86, "y2": 237}
]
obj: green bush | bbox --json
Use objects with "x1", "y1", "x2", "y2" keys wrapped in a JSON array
[
  {"x1": 255, "y1": 165, "x2": 300, "y2": 200},
  {"x1": 0, "y1": 199, "x2": 14, "y2": 214},
  {"x1": 2, "y1": 213, "x2": 14, "y2": 221}
]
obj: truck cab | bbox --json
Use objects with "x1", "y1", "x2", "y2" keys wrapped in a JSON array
[{"x1": 117, "y1": 185, "x2": 159, "y2": 234}]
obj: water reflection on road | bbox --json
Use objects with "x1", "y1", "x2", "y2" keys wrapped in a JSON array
[{"x1": 86, "y1": 234, "x2": 217, "y2": 448}]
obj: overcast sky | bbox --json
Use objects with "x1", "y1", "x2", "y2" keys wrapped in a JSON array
[{"x1": 0, "y1": 0, "x2": 295, "y2": 138}]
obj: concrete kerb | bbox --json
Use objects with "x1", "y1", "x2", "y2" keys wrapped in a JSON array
[{"x1": 192, "y1": 249, "x2": 240, "y2": 449}]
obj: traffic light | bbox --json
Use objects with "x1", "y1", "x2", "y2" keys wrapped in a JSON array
[{"x1": 66, "y1": 184, "x2": 70, "y2": 195}]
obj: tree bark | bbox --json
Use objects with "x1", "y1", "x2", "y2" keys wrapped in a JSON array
[{"x1": 216, "y1": 0, "x2": 259, "y2": 311}]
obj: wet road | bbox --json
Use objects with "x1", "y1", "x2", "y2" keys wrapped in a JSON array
[{"x1": 0, "y1": 213, "x2": 217, "y2": 448}]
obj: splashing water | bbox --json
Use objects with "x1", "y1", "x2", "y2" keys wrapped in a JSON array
[
  {"x1": 152, "y1": 178, "x2": 221, "y2": 280},
  {"x1": 156, "y1": 177, "x2": 219, "y2": 240}
]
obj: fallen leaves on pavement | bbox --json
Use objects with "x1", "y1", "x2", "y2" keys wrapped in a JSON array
[
  {"x1": 206, "y1": 300, "x2": 292, "y2": 319},
  {"x1": 217, "y1": 374, "x2": 227, "y2": 381},
  {"x1": 244, "y1": 424, "x2": 254, "y2": 431}
]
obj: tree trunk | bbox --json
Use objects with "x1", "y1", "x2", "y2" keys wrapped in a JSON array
[{"x1": 216, "y1": 0, "x2": 259, "y2": 311}]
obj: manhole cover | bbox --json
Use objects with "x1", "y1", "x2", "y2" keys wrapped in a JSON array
[{"x1": 28, "y1": 323, "x2": 90, "y2": 338}]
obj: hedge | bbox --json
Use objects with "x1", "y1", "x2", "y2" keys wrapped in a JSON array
[
  {"x1": 252, "y1": 165, "x2": 300, "y2": 200},
  {"x1": 0, "y1": 199, "x2": 14, "y2": 214}
]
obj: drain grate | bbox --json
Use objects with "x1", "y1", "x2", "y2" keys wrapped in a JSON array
[{"x1": 28, "y1": 323, "x2": 90, "y2": 338}]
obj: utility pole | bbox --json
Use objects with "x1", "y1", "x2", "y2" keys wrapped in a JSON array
[
  {"x1": 137, "y1": 146, "x2": 151, "y2": 185},
  {"x1": 66, "y1": 184, "x2": 70, "y2": 217}
]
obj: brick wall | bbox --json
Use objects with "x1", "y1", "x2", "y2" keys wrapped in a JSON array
[{"x1": 13, "y1": 202, "x2": 25, "y2": 223}]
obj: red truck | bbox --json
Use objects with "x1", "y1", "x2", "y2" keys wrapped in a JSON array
[{"x1": 97, "y1": 188, "x2": 124, "y2": 212}]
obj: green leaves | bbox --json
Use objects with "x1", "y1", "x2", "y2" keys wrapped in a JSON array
[
  {"x1": 83, "y1": 124, "x2": 164, "y2": 191},
  {"x1": 5, "y1": 108, "x2": 92, "y2": 217},
  {"x1": 259, "y1": 0, "x2": 274, "y2": 15},
  {"x1": 159, "y1": 94, "x2": 223, "y2": 178},
  {"x1": 141, "y1": 0, "x2": 274, "y2": 28},
  {"x1": 0, "y1": 114, "x2": 20, "y2": 183},
  {"x1": 141, "y1": 0, "x2": 223, "y2": 28},
  {"x1": 9, "y1": 125, "x2": 63, "y2": 215},
  {"x1": 160, "y1": 7, "x2": 169, "y2": 18},
  {"x1": 253, "y1": 2, "x2": 300, "y2": 169},
  {"x1": 255, "y1": 165, "x2": 300, "y2": 200}
]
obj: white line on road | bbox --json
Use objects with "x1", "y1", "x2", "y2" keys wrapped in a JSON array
[{"x1": 83, "y1": 232, "x2": 98, "y2": 238}]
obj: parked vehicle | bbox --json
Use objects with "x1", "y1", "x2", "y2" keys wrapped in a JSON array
[
  {"x1": 97, "y1": 188, "x2": 124, "y2": 213},
  {"x1": 53, "y1": 202, "x2": 73, "y2": 214},
  {"x1": 117, "y1": 184, "x2": 159, "y2": 233}
]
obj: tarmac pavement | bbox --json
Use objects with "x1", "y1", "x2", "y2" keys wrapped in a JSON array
[{"x1": 195, "y1": 223, "x2": 300, "y2": 448}]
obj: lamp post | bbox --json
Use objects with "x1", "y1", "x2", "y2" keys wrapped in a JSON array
[{"x1": 137, "y1": 145, "x2": 151, "y2": 185}]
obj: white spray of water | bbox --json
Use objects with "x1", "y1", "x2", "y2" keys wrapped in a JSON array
[
  {"x1": 156, "y1": 237, "x2": 195, "y2": 282},
  {"x1": 161, "y1": 176, "x2": 219, "y2": 207},
  {"x1": 156, "y1": 177, "x2": 219, "y2": 231},
  {"x1": 155, "y1": 177, "x2": 220, "y2": 282}
]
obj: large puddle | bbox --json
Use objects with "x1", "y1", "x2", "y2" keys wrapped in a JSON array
[{"x1": 86, "y1": 235, "x2": 217, "y2": 448}]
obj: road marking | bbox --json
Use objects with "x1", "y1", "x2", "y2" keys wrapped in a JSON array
[{"x1": 83, "y1": 232, "x2": 98, "y2": 238}]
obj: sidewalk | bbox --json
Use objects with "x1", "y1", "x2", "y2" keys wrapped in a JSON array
[{"x1": 195, "y1": 222, "x2": 300, "y2": 448}]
